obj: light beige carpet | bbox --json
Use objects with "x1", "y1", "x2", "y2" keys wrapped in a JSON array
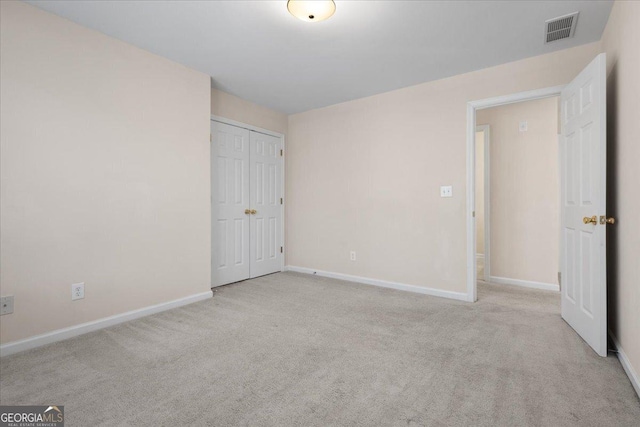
[{"x1": 1, "y1": 272, "x2": 638, "y2": 426}]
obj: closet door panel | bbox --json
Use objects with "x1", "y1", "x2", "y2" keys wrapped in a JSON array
[
  {"x1": 249, "y1": 131, "x2": 282, "y2": 278},
  {"x1": 211, "y1": 122, "x2": 250, "y2": 286}
]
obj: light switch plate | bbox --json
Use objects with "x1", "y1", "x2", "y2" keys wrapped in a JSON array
[
  {"x1": 440, "y1": 186, "x2": 453, "y2": 198},
  {"x1": 0, "y1": 296, "x2": 14, "y2": 315}
]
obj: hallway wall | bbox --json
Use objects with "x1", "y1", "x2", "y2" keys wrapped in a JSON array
[{"x1": 477, "y1": 97, "x2": 559, "y2": 287}]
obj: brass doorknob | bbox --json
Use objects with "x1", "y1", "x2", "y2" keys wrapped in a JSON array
[
  {"x1": 583, "y1": 216, "x2": 598, "y2": 225},
  {"x1": 250, "y1": 209, "x2": 257, "y2": 215},
  {"x1": 244, "y1": 209, "x2": 251, "y2": 215},
  {"x1": 600, "y1": 216, "x2": 616, "y2": 225}
]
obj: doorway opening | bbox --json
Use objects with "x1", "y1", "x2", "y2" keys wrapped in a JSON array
[
  {"x1": 466, "y1": 85, "x2": 564, "y2": 302},
  {"x1": 474, "y1": 96, "x2": 561, "y2": 294},
  {"x1": 466, "y1": 53, "x2": 609, "y2": 358}
]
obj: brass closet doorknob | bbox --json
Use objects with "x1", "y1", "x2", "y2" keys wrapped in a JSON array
[
  {"x1": 600, "y1": 216, "x2": 616, "y2": 225},
  {"x1": 583, "y1": 216, "x2": 598, "y2": 225},
  {"x1": 244, "y1": 209, "x2": 251, "y2": 215},
  {"x1": 250, "y1": 209, "x2": 257, "y2": 215}
]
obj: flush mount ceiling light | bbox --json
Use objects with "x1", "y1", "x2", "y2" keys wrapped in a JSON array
[{"x1": 287, "y1": 0, "x2": 336, "y2": 22}]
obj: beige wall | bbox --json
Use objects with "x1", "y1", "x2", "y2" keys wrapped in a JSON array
[
  {"x1": 286, "y1": 42, "x2": 600, "y2": 294},
  {"x1": 211, "y1": 88, "x2": 288, "y2": 136},
  {"x1": 477, "y1": 97, "x2": 559, "y2": 285},
  {"x1": 601, "y1": 0, "x2": 640, "y2": 387},
  {"x1": 0, "y1": 2, "x2": 212, "y2": 344}
]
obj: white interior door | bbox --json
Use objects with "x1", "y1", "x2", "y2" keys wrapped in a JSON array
[
  {"x1": 249, "y1": 131, "x2": 283, "y2": 278},
  {"x1": 560, "y1": 53, "x2": 607, "y2": 356},
  {"x1": 211, "y1": 122, "x2": 251, "y2": 286}
]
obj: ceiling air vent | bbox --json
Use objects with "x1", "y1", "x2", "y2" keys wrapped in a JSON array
[{"x1": 545, "y1": 12, "x2": 579, "y2": 43}]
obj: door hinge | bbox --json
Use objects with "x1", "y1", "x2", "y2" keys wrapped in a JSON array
[
  {"x1": 280, "y1": 197, "x2": 283, "y2": 205},
  {"x1": 210, "y1": 133, "x2": 212, "y2": 143},
  {"x1": 558, "y1": 272, "x2": 562, "y2": 290},
  {"x1": 280, "y1": 246, "x2": 283, "y2": 254},
  {"x1": 280, "y1": 149, "x2": 283, "y2": 157},
  {"x1": 472, "y1": 211, "x2": 476, "y2": 218}
]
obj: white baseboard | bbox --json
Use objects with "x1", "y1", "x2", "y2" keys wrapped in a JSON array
[
  {"x1": 285, "y1": 266, "x2": 472, "y2": 302},
  {"x1": 609, "y1": 331, "x2": 640, "y2": 399},
  {"x1": 489, "y1": 276, "x2": 559, "y2": 292},
  {"x1": 0, "y1": 290, "x2": 213, "y2": 357}
]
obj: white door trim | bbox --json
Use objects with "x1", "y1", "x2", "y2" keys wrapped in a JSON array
[
  {"x1": 475, "y1": 124, "x2": 491, "y2": 282},
  {"x1": 466, "y1": 85, "x2": 564, "y2": 302},
  {"x1": 210, "y1": 116, "x2": 286, "y2": 277},
  {"x1": 211, "y1": 115, "x2": 283, "y2": 138}
]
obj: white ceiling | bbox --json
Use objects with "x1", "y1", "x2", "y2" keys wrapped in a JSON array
[{"x1": 27, "y1": 1, "x2": 613, "y2": 114}]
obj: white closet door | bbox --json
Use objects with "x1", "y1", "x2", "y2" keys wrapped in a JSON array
[
  {"x1": 211, "y1": 122, "x2": 251, "y2": 286},
  {"x1": 560, "y1": 53, "x2": 608, "y2": 356},
  {"x1": 249, "y1": 131, "x2": 282, "y2": 278}
]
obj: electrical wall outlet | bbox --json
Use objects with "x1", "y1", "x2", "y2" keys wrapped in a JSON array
[
  {"x1": 0, "y1": 296, "x2": 14, "y2": 315},
  {"x1": 350, "y1": 251, "x2": 356, "y2": 261},
  {"x1": 71, "y1": 283, "x2": 85, "y2": 301},
  {"x1": 440, "y1": 186, "x2": 453, "y2": 197}
]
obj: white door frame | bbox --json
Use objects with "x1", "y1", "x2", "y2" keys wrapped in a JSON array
[
  {"x1": 475, "y1": 124, "x2": 491, "y2": 282},
  {"x1": 465, "y1": 85, "x2": 564, "y2": 302},
  {"x1": 210, "y1": 115, "x2": 286, "y2": 276}
]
